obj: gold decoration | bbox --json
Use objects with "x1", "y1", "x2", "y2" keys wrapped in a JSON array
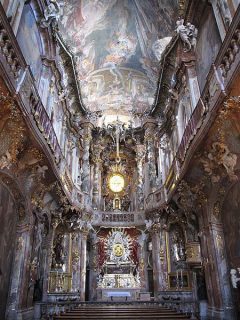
[
  {"x1": 48, "y1": 271, "x2": 72, "y2": 293},
  {"x1": 113, "y1": 243, "x2": 124, "y2": 257},
  {"x1": 213, "y1": 201, "x2": 221, "y2": 220},
  {"x1": 108, "y1": 173, "x2": 125, "y2": 193},
  {"x1": 185, "y1": 242, "x2": 201, "y2": 264}
]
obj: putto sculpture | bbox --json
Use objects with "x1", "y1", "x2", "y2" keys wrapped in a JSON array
[
  {"x1": 176, "y1": 19, "x2": 198, "y2": 52},
  {"x1": 41, "y1": 0, "x2": 64, "y2": 28}
]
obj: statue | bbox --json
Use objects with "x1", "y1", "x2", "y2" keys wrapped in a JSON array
[
  {"x1": 176, "y1": 19, "x2": 198, "y2": 52},
  {"x1": 171, "y1": 232, "x2": 186, "y2": 262},
  {"x1": 29, "y1": 257, "x2": 39, "y2": 285},
  {"x1": 52, "y1": 235, "x2": 64, "y2": 267},
  {"x1": 35, "y1": 220, "x2": 45, "y2": 252},
  {"x1": 138, "y1": 230, "x2": 147, "y2": 247},
  {"x1": 185, "y1": 211, "x2": 199, "y2": 242},
  {"x1": 40, "y1": 0, "x2": 64, "y2": 28},
  {"x1": 172, "y1": 240, "x2": 180, "y2": 262},
  {"x1": 217, "y1": 0, "x2": 232, "y2": 27},
  {"x1": 144, "y1": 219, "x2": 153, "y2": 231},
  {"x1": 230, "y1": 268, "x2": 240, "y2": 288},
  {"x1": 0, "y1": 151, "x2": 12, "y2": 169}
]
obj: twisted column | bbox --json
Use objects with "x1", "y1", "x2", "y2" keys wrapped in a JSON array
[
  {"x1": 135, "y1": 144, "x2": 145, "y2": 210},
  {"x1": 81, "y1": 122, "x2": 93, "y2": 205},
  {"x1": 92, "y1": 148, "x2": 102, "y2": 210},
  {"x1": 71, "y1": 233, "x2": 81, "y2": 292},
  {"x1": 144, "y1": 122, "x2": 157, "y2": 194}
]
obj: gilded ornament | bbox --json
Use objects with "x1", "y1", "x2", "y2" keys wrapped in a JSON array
[{"x1": 213, "y1": 201, "x2": 221, "y2": 220}]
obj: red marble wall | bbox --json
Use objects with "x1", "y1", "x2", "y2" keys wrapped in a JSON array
[{"x1": 0, "y1": 182, "x2": 17, "y2": 318}]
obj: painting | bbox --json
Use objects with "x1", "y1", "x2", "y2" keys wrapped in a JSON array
[
  {"x1": 17, "y1": 4, "x2": 43, "y2": 82},
  {"x1": 196, "y1": 6, "x2": 221, "y2": 93},
  {"x1": 168, "y1": 272, "x2": 191, "y2": 290},
  {"x1": 58, "y1": 0, "x2": 178, "y2": 117}
]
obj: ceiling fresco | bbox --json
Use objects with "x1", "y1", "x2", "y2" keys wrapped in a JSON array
[{"x1": 59, "y1": 0, "x2": 178, "y2": 119}]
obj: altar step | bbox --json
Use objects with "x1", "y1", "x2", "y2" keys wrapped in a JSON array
[{"x1": 54, "y1": 305, "x2": 191, "y2": 319}]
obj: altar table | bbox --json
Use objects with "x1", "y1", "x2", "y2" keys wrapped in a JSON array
[{"x1": 97, "y1": 288, "x2": 140, "y2": 301}]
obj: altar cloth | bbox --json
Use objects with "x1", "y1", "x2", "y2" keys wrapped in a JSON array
[{"x1": 105, "y1": 291, "x2": 131, "y2": 297}]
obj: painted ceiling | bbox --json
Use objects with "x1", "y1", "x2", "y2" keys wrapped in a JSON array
[{"x1": 59, "y1": 0, "x2": 178, "y2": 121}]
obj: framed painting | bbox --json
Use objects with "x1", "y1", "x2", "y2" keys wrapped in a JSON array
[{"x1": 168, "y1": 272, "x2": 191, "y2": 290}]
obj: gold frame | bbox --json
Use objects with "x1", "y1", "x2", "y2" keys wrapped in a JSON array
[
  {"x1": 48, "y1": 271, "x2": 72, "y2": 293},
  {"x1": 167, "y1": 271, "x2": 191, "y2": 291}
]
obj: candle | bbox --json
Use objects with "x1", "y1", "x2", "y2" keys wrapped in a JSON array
[{"x1": 180, "y1": 270, "x2": 183, "y2": 288}]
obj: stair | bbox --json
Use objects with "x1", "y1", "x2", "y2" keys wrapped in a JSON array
[{"x1": 53, "y1": 304, "x2": 191, "y2": 320}]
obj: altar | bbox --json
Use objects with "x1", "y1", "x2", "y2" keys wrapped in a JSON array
[
  {"x1": 96, "y1": 229, "x2": 141, "y2": 301},
  {"x1": 97, "y1": 288, "x2": 140, "y2": 301}
]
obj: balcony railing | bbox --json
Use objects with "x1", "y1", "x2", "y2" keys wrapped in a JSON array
[
  {"x1": 33, "y1": 100, "x2": 62, "y2": 164},
  {"x1": 0, "y1": 4, "x2": 80, "y2": 203},
  {"x1": 145, "y1": 186, "x2": 166, "y2": 212}
]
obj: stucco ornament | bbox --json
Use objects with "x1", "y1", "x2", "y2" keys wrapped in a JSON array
[
  {"x1": 176, "y1": 19, "x2": 198, "y2": 52},
  {"x1": 107, "y1": 231, "x2": 130, "y2": 264},
  {"x1": 200, "y1": 142, "x2": 237, "y2": 182},
  {"x1": 0, "y1": 151, "x2": 12, "y2": 169}
]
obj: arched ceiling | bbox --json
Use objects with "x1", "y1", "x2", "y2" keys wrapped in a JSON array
[{"x1": 58, "y1": 0, "x2": 179, "y2": 124}]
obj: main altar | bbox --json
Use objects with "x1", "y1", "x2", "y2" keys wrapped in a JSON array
[{"x1": 96, "y1": 229, "x2": 141, "y2": 301}]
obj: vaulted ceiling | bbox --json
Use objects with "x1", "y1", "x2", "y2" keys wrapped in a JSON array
[{"x1": 58, "y1": 0, "x2": 179, "y2": 123}]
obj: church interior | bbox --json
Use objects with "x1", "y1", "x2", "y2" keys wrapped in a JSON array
[{"x1": 0, "y1": 0, "x2": 240, "y2": 319}]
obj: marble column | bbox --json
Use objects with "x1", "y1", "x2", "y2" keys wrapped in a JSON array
[
  {"x1": 80, "y1": 230, "x2": 88, "y2": 301},
  {"x1": 144, "y1": 121, "x2": 157, "y2": 194},
  {"x1": 135, "y1": 143, "x2": 145, "y2": 211},
  {"x1": 92, "y1": 148, "x2": 102, "y2": 210},
  {"x1": 198, "y1": 201, "x2": 236, "y2": 319},
  {"x1": 150, "y1": 226, "x2": 161, "y2": 297},
  {"x1": 62, "y1": 233, "x2": 72, "y2": 274},
  {"x1": 159, "y1": 228, "x2": 168, "y2": 290},
  {"x1": 42, "y1": 217, "x2": 59, "y2": 301},
  {"x1": 89, "y1": 233, "x2": 98, "y2": 300},
  {"x1": 6, "y1": 223, "x2": 32, "y2": 320},
  {"x1": 71, "y1": 232, "x2": 81, "y2": 292},
  {"x1": 138, "y1": 236, "x2": 148, "y2": 291},
  {"x1": 81, "y1": 122, "x2": 93, "y2": 206},
  {"x1": 150, "y1": 223, "x2": 168, "y2": 296}
]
